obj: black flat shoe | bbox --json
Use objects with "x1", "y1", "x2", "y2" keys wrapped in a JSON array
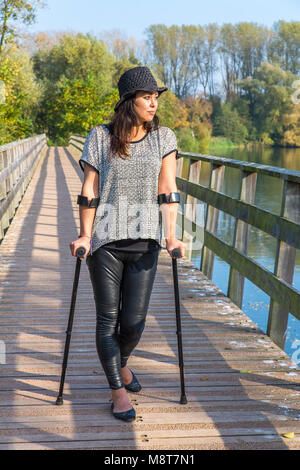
[
  {"x1": 124, "y1": 369, "x2": 142, "y2": 393},
  {"x1": 110, "y1": 403, "x2": 136, "y2": 422}
]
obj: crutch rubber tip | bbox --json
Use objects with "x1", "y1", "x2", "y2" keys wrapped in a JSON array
[
  {"x1": 56, "y1": 397, "x2": 63, "y2": 406},
  {"x1": 180, "y1": 396, "x2": 187, "y2": 405}
]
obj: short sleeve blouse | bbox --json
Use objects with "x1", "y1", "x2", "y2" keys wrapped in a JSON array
[
  {"x1": 79, "y1": 127, "x2": 100, "y2": 174},
  {"x1": 78, "y1": 125, "x2": 178, "y2": 255}
]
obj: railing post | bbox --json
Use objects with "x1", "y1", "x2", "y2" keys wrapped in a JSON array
[
  {"x1": 227, "y1": 170, "x2": 257, "y2": 308},
  {"x1": 267, "y1": 180, "x2": 300, "y2": 349},
  {"x1": 2, "y1": 150, "x2": 9, "y2": 232},
  {"x1": 175, "y1": 155, "x2": 189, "y2": 243},
  {"x1": 183, "y1": 158, "x2": 202, "y2": 259},
  {"x1": 176, "y1": 155, "x2": 184, "y2": 179},
  {"x1": 175, "y1": 155, "x2": 184, "y2": 241},
  {"x1": 0, "y1": 150, "x2": 4, "y2": 239},
  {"x1": 200, "y1": 163, "x2": 225, "y2": 279}
]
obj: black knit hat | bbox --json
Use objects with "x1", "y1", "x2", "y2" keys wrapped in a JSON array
[{"x1": 114, "y1": 66, "x2": 168, "y2": 112}]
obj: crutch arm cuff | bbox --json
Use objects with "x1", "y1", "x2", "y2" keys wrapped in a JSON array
[
  {"x1": 169, "y1": 192, "x2": 180, "y2": 203},
  {"x1": 157, "y1": 192, "x2": 180, "y2": 205},
  {"x1": 77, "y1": 194, "x2": 100, "y2": 208},
  {"x1": 157, "y1": 193, "x2": 168, "y2": 205}
]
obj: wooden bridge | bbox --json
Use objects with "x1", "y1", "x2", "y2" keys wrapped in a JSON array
[{"x1": 0, "y1": 136, "x2": 300, "y2": 450}]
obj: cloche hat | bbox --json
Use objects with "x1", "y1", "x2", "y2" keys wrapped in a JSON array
[{"x1": 114, "y1": 66, "x2": 168, "y2": 112}]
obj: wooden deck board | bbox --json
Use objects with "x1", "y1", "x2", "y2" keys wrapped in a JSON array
[{"x1": 0, "y1": 146, "x2": 299, "y2": 450}]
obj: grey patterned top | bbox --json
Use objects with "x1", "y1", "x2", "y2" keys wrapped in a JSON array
[{"x1": 79, "y1": 124, "x2": 178, "y2": 254}]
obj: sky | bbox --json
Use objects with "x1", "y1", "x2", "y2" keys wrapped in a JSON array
[{"x1": 26, "y1": 0, "x2": 300, "y2": 41}]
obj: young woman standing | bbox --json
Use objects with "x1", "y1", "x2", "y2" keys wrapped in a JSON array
[{"x1": 69, "y1": 66, "x2": 185, "y2": 422}]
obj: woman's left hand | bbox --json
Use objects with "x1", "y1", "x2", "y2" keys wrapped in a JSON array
[{"x1": 165, "y1": 238, "x2": 186, "y2": 258}]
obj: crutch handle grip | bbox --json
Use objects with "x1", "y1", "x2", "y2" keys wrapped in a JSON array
[
  {"x1": 75, "y1": 246, "x2": 86, "y2": 258},
  {"x1": 171, "y1": 248, "x2": 181, "y2": 258}
]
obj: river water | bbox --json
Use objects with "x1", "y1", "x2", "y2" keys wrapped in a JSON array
[{"x1": 186, "y1": 144, "x2": 300, "y2": 361}]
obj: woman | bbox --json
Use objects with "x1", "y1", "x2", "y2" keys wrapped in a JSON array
[{"x1": 69, "y1": 66, "x2": 186, "y2": 422}]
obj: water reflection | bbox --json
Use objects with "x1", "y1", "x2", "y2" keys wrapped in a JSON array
[{"x1": 211, "y1": 145, "x2": 300, "y2": 173}]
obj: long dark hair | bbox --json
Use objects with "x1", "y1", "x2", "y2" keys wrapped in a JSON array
[{"x1": 104, "y1": 93, "x2": 160, "y2": 162}]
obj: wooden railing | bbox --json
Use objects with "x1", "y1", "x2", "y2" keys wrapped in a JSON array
[
  {"x1": 176, "y1": 151, "x2": 300, "y2": 350},
  {"x1": 69, "y1": 135, "x2": 86, "y2": 153},
  {"x1": 0, "y1": 134, "x2": 47, "y2": 241},
  {"x1": 69, "y1": 134, "x2": 300, "y2": 350}
]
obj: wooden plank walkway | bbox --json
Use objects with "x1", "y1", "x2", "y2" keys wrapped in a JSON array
[{"x1": 0, "y1": 145, "x2": 300, "y2": 450}]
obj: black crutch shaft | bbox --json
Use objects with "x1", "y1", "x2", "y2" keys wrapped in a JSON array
[
  {"x1": 171, "y1": 248, "x2": 187, "y2": 405},
  {"x1": 56, "y1": 246, "x2": 86, "y2": 405}
]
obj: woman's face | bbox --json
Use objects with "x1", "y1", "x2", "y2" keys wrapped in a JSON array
[{"x1": 133, "y1": 90, "x2": 159, "y2": 124}]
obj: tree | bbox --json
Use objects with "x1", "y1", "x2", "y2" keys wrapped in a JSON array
[
  {"x1": 156, "y1": 87, "x2": 189, "y2": 130},
  {"x1": 278, "y1": 105, "x2": 300, "y2": 147},
  {"x1": 213, "y1": 102, "x2": 248, "y2": 144},
  {"x1": 183, "y1": 94, "x2": 212, "y2": 147},
  {"x1": 98, "y1": 28, "x2": 145, "y2": 64},
  {"x1": 0, "y1": 0, "x2": 46, "y2": 56},
  {"x1": 268, "y1": 21, "x2": 300, "y2": 75},
  {"x1": 218, "y1": 22, "x2": 270, "y2": 102},
  {"x1": 0, "y1": 43, "x2": 42, "y2": 144},
  {"x1": 237, "y1": 62, "x2": 298, "y2": 146},
  {"x1": 193, "y1": 24, "x2": 220, "y2": 98},
  {"x1": 32, "y1": 33, "x2": 114, "y2": 89},
  {"x1": 43, "y1": 73, "x2": 117, "y2": 141},
  {"x1": 32, "y1": 33, "x2": 117, "y2": 140},
  {"x1": 146, "y1": 24, "x2": 198, "y2": 99}
]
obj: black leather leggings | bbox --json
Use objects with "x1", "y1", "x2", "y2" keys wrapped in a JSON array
[{"x1": 86, "y1": 245, "x2": 160, "y2": 390}]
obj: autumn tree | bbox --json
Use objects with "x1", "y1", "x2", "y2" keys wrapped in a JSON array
[
  {"x1": 0, "y1": 43, "x2": 42, "y2": 143},
  {"x1": 218, "y1": 22, "x2": 270, "y2": 101},
  {"x1": 32, "y1": 33, "x2": 120, "y2": 141},
  {"x1": 0, "y1": 0, "x2": 45, "y2": 56},
  {"x1": 237, "y1": 62, "x2": 298, "y2": 146},
  {"x1": 146, "y1": 24, "x2": 199, "y2": 99},
  {"x1": 268, "y1": 20, "x2": 300, "y2": 75}
]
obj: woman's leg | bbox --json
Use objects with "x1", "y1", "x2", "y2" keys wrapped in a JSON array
[
  {"x1": 118, "y1": 249, "x2": 160, "y2": 369},
  {"x1": 86, "y1": 247, "x2": 125, "y2": 390},
  {"x1": 87, "y1": 247, "x2": 134, "y2": 413},
  {"x1": 86, "y1": 246, "x2": 159, "y2": 412}
]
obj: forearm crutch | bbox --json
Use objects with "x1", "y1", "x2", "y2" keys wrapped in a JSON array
[
  {"x1": 56, "y1": 246, "x2": 86, "y2": 405},
  {"x1": 171, "y1": 248, "x2": 187, "y2": 404}
]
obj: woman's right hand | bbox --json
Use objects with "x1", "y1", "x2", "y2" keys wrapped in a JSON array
[{"x1": 69, "y1": 236, "x2": 91, "y2": 259}]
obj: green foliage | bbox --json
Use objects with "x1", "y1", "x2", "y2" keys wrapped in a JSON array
[
  {"x1": 237, "y1": 62, "x2": 299, "y2": 146},
  {"x1": 32, "y1": 32, "x2": 114, "y2": 90},
  {"x1": 176, "y1": 127, "x2": 203, "y2": 153},
  {"x1": 0, "y1": 0, "x2": 46, "y2": 55},
  {"x1": 208, "y1": 136, "x2": 238, "y2": 149},
  {"x1": 31, "y1": 33, "x2": 119, "y2": 140},
  {"x1": 47, "y1": 136, "x2": 69, "y2": 147},
  {"x1": 0, "y1": 18, "x2": 299, "y2": 148},
  {"x1": 183, "y1": 95, "x2": 212, "y2": 149},
  {"x1": 156, "y1": 88, "x2": 188, "y2": 129},
  {"x1": 268, "y1": 20, "x2": 300, "y2": 75},
  {"x1": 213, "y1": 102, "x2": 248, "y2": 144},
  {"x1": 44, "y1": 74, "x2": 118, "y2": 140},
  {"x1": 0, "y1": 43, "x2": 42, "y2": 144}
]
